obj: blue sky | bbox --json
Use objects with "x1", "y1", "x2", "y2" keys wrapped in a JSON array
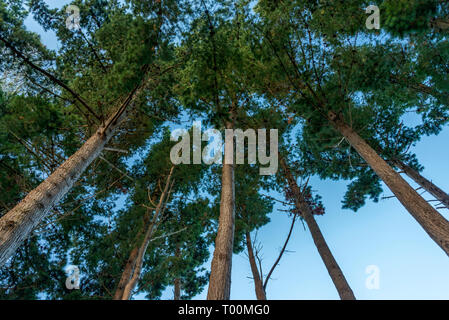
[{"x1": 23, "y1": 0, "x2": 449, "y2": 300}]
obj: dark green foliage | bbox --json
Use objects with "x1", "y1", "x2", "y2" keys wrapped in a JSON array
[{"x1": 381, "y1": 0, "x2": 439, "y2": 35}]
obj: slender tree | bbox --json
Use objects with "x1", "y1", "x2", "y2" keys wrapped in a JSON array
[{"x1": 280, "y1": 156, "x2": 355, "y2": 300}]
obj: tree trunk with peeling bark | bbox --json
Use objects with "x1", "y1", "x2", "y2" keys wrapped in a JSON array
[
  {"x1": 393, "y1": 159, "x2": 449, "y2": 210},
  {"x1": 245, "y1": 232, "x2": 266, "y2": 300},
  {"x1": 280, "y1": 157, "x2": 356, "y2": 300},
  {"x1": 328, "y1": 111, "x2": 449, "y2": 256},
  {"x1": 207, "y1": 118, "x2": 236, "y2": 300}
]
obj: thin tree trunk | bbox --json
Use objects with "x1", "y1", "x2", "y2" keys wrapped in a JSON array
[
  {"x1": 263, "y1": 215, "x2": 297, "y2": 292},
  {"x1": 207, "y1": 118, "x2": 236, "y2": 300},
  {"x1": 0, "y1": 81, "x2": 148, "y2": 266},
  {"x1": 393, "y1": 159, "x2": 449, "y2": 210},
  {"x1": 174, "y1": 245, "x2": 181, "y2": 300},
  {"x1": 174, "y1": 278, "x2": 181, "y2": 300},
  {"x1": 113, "y1": 208, "x2": 152, "y2": 300},
  {"x1": 245, "y1": 232, "x2": 266, "y2": 300},
  {"x1": 280, "y1": 157, "x2": 356, "y2": 300},
  {"x1": 328, "y1": 111, "x2": 449, "y2": 256},
  {"x1": 113, "y1": 247, "x2": 139, "y2": 300},
  {"x1": 121, "y1": 166, "x2": 175, "y2": 300}
]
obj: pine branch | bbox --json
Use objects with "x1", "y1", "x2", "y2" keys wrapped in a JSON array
[{"x1": 0, "y1": 35, "x2": 101, "y2": 121}]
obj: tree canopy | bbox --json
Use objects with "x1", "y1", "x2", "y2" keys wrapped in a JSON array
[{"x1": 0, "y1": 0, "x2": 448, "y2": 300}]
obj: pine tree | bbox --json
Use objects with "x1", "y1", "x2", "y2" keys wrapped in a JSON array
[
  {"x1": 0, "y1": 0, "x2": 184, "y2": 265},
  {"x1": 255, "y1": 0, "x2": 449, "y2": 256}
]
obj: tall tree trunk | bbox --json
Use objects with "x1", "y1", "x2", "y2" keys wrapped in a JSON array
[
  {"x1": 0, "y1": 81, "x2": 148, "y2": 266},
  {"x1": 121, "y1": 166, "x2": 175, "y2": 300},
  {"x1": 113, "y1": 207, "x2": 153, "y2": 300},
  {"x1": 113, "y1": 247, "x2": 139, "y2": 300},
  {"x1": 328, "y1": 111, "x2": 449, "y2": 256},
  {"x1": 245, "y1": 232, "x2": 266, "y2": 300},
  {"x1": 207, "y1": 119, "x2": 236, "y2": 300},
  {"x1": 174, "y1": 278, "x2": 181, "y2": 300},
  {"x1": 280, "y1": 157, "x2": 356, "y2": 300},
  {"x1": 174, "y1": 245, "x2": 182, "y2": 300},
  {"x1": 393, "y1": 159, "x2": 449, "y2": 210}
]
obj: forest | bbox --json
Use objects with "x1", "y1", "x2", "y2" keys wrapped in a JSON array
[{"x1": 0, "y1": 0, "x2": 448, "y2": 300}]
